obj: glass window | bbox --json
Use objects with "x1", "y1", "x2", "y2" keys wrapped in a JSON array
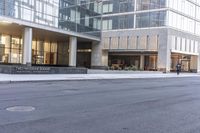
[
  {"x1": 136, "y1": 12, "x2": 150, "y2": 28},
  {"x1": 85, "y1": 15, "x2": 90, "y2": 27},
  {"x1": 102, "y1": 20, "x2": 109, "y2": 30},
  {"x1": 0, "y1": 0, "x2": 101, "y2": 37},
  {"x1": 102, "y1": 14, "x2": 134, "y2": 30},
  {"x1": 50, "y1": 43, "x2": 57, "y2": 65},
  {"x1": 32, "y1": 40, "x2": 60, "y2": 65},
  {"x1": 57, "y1": 42, "x2": 68, "y2": 65},
  {"x1": 119, "y1": 16, "x2": 128, "y2": 29},
  {"x1": 119, "y1": 0, "x2": 129, "y2": 12},
  {"x1": 0, "y1": 35, "x2": 22, "y2": 64},
  {"x1": 137, "y1": 0, "x2": 166, "y2": 11},
  {"x1": 70, "y1": 9, "x2": 76, "y2": 22},
  {"x1": 136, "y1": 11, "x2": 166, "y2": 28},
  {"x1": 103, "y1": 3, "x2": 113, "y2": 13},
  {"x1": 103, "y1": 0, "x2": 134, "y2": 14},
  {"x1": 59, "y1": 0, "x2": 102, "y2": 37}
]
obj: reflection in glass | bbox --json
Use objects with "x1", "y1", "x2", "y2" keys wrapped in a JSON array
[
  {"x1": 0, "y1": 35, "x2": 22, "y2": 64},
  {"x1": 137, "y1": 0, "x2": 166, "y2": 10},
  {"x1": 59, "y1": 0, "x2": 102, "y2": 36},
  {"x1": 32, "y1": 40, "x2": 62, "y2": 65},
  {"x1": 136, "y1": 11, "x2": 166, "y2": 28},
  {"x1": 103, "y1": 0, "x2": 135, "y2": 14},
  {"x1": 0, "y1": 0, "x2": 102, "y2": 37}
]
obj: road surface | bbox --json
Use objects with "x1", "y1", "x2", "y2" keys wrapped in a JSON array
[{"x1": 0, "y1": 77, "x2": 200, "y2": 133}]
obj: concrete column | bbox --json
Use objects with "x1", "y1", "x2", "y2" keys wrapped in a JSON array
[
  {"x1": 198, "y1": 58, "x2": 200, "y2": 73},
  {"x1": 91, "y1": 41, "x2": 103, "y2": 69},
  {"x1": 190, "y1": 56, "x2": 197, "y2": 72},
  {"x1": 69, "y1": 36, "x2": 77, "y2": 67},
  {"x1": 102, "y1": 50, "x2": 108, "y2": 67},
  {"x1": 157, "y1": 30, "x2": 171, "y2": 72},
  {"x1": 23, "y1": 27, "x2": 32, "y2": 66},
  {"x1": 197, "y1": 45, "x2": 200, "y2": 73},
  {"x1": 140, "y1": 55, "x2": 144, "y2": 70},
  {"x1": 153, "y1": 56, "x2": 157, "y2": 69},
  {"x1": 5, "y1": 35, "x2": 11, "y2": 63}
]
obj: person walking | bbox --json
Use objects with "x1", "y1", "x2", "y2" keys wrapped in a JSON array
[{"x1": 176, "y1": 63, "x2": 181, "y2": 75}]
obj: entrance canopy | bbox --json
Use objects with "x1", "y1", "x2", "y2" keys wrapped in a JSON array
[{"x1": 0, "y1": 20, "x2": 99, "y2": 43}]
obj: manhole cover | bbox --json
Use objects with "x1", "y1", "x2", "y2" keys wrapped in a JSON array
[{"x1": 6, "y1": 106, "x2": 35, "y2": 112}]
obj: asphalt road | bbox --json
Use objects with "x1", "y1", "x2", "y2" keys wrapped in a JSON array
[{"x1": 0, "y1": 77, "x2": 200, "y2": 133}]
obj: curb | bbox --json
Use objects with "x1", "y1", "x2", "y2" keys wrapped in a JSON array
[
  {"x1": 0, "y1": 81, "x2": 12, "y2": 84},
  {"x1": 0, "y1": 75, "x2": 199, "y2": 84}
]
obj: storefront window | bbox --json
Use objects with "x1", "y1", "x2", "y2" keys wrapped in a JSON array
[
  {"x1": 0, "y1": 34, "x2": 22, "y2": 64},
  {"x1": 11, "y1": 37, "x2": 23, "y2": 63},
  {"x1": 32, "y1": 40, "x2": 59, "y2": 65},
  {"x1": 57, "y1": 43, "x2": 69, "y2": 65},
  {"x1": 51, "y1": 43, "x2": 58, "y2": 65}
]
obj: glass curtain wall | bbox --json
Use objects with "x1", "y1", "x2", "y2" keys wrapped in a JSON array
[
  {"x1": 102, "y1": 14, "x2": 134, "y2": 30},
  {"x1": 57, "y1": 42, "x2": 69, "y2": 65},
  {"x1": 32, "y1": 40, "x2": 68, "y2": 66},
  {"x1": 0, "y1": 0, "x2": 102, "y2": 37},
  {"x1": 102, "y1": 0, "x2": 167, "y2": 30},
  {"x1": 0, "y1": 34, "x2": 22, "y2": 64},
  {"x1": 0, "y1": 0, "x2": 15, "y2": 16},
  {"x1": 59, "y1": 0, "x2": 102, "y2": 36},
  {"x1": 0, "y1": 0, "x2": 59, "y2": 27},
  {"x1": 136, "y1": 11, "x2": 166, "y2": 28},
  {"x1": 103, "y1": 0, "x2": 135, "y2": 14},
  {"x1": 137, "y1": 0, "x2": 166, "y2": 10},
  {"x1": 102, "y1": 0, "x2": 135, "y2": 30}
]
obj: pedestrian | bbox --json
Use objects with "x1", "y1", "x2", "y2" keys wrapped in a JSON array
[{"x1": 176, "y1": 63, "x2": 181, "y2": 75}]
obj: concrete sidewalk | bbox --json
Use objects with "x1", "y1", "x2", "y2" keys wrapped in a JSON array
[
  {"x1": 0, "y1": 72, "x2": 199, "y2": 83},
  {"x1": 87, "y1": 69, "x2": 163, "y2": 74}
]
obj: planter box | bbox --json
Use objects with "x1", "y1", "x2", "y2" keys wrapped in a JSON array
[{"x1": 0, "y1": 65, "x2": 87, "y2": 74}]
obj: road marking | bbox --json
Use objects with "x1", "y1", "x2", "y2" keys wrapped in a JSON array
[{"x1": 6, "y1": 106, "x2": 35, "y2": 112}]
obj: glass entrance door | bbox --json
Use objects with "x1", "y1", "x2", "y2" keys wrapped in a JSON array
[{"x1": 181, "y1": 60, "x2": 190, "y2": 72}]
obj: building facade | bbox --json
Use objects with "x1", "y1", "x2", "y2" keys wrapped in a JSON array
[
  {"x1": 0, "y1": 0, "x2": 102, "y2": 70},
  {"x1": 101, "y1": 0, "x2": 200, "y2": 72},
  {"x1": 1, "y1": 0, "x2": 200, "y2": 73}
]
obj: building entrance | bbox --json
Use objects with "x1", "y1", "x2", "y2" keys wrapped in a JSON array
[
  {"x1": 171, "y1": 53, "x2": 197, "y2": 72},
  {"x1": 144, "y1": 55, "x2": 157, "y2": 71},
  {"x1": 181, "y1": 60, "x2": 190, "y2": 72}
]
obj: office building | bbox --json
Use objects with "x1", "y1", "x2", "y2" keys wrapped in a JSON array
[
  {"x1": 0, "y1": 0, "x2": 102, "y2": 73},
  {"x1": 1, "y1": 0, "x2": 200, "y2": 73},
  {"x1": 102, "y1": 0, "x2": 200, "y2": 72}
]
